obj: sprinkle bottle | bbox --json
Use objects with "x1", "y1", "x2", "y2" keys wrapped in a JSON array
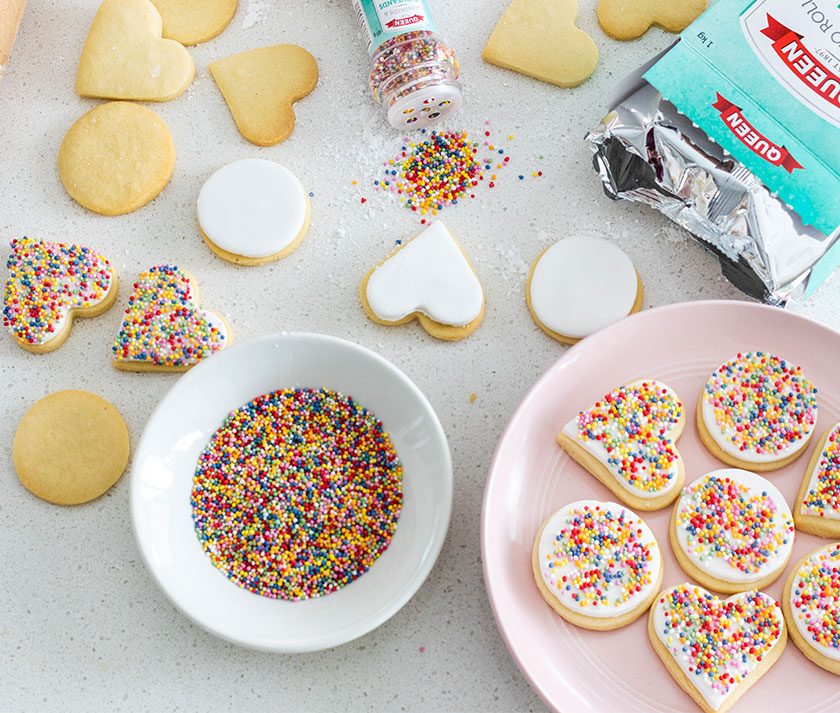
[{"x1": 351, "y1": 0, "x2": 462, "y2": 130}]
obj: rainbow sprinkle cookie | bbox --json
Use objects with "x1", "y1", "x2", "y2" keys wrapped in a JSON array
[
  {"x1": 4, "y1": 237, "x2": 117, "y2": 353},
  {"x1": 533, "y1": 500, "x2": 662, "y2": 630},
  {"x1": 192, "y1": 388, "x2": 403, "y2": 600},
  {"x1": 672, "y1": 469, "x2": 794, "y2": 593},
  {"x1": 784, "y1": 543, "x2": 840, "y2": 675},
  {"x1": 112, "y1": 265, "x2": 228, "y2": 373},
  {"x1": 650, "y1": 584, "x2": 786, "y2": 713},
  {"x1": 557, "y1": 380, "x2": 685, "y2": 511},
  {"x1": 795, "y1": 422, "x2": 840, "y2": 538},
  {"x1": 699, "y1": 351, "x2": 818, "y2": 471}
]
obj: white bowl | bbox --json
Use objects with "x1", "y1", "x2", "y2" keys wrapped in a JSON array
[{"x1": 131, "y1": 333, "x2": 453, "y2": 652}]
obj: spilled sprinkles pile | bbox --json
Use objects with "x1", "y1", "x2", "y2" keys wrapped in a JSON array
[
  {"x1": 803, "y1": 423, "x2": 840, "y2": 518},
  {"x1": 790, "y1": 545, "x2": 840, "y2": 655},
  {"x1": 191, "y1": 388, "x2": 403, "y2": 600}
]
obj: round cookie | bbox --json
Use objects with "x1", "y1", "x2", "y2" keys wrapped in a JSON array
[
  {"x1": 698, "y1": 351, "x2": 818, "y2": 471},
  {"x1": 149, "y1": 0, "x2": 237, "y2": 45},
  {"x1": 527, "y1": 236, "x2": 644, "y2": 344},
  {"x1": 671, "y1": 469, "x2": 795, "y2": 594},
  {"x1": 58, "y1": 102, "x2": 176, "y2": 216},
  {"x1": 795, "y1": 422, "x2": 840, "y2": 538},
  {"x1": 197, "y1": 159, "x2": 311, "y2": 266},
  {"x1": 13, "y1": 390, "x2": 130, "y2": 505},
  {"x1": 533, "y1": 500, "x2": 663, "y2": 630},
  {"x1": 783, "y1": 543, "x2": 840, "y2": 675}
]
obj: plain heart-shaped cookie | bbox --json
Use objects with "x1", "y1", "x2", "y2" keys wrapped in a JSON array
[
  {"x1": 557, "y1": 380, "x2": 685, "y2": 511},
  {"x1": 361, "y1": 221, "x2": 485, "y2": 341},
  {"x1": 483, "y1": 0, "x2": 598, "y2": 88},
  {"x1": 795, "y1": 422, "x2": 840, "y2": 538},
  {"x1": 149, "y1": 0, "x2": 237, "y2": 45},
  {"x1": 112, "y1": 265, "x2": 229, "y2": 372},
  {"x1": 649, "y1": 584, "x2": 786, "y2": 713},
  {"x1": 209, "y1": 44, "x2": 318, "y2": 146},
  {"x1": 597, "y1": 0, "x2": 707, "y2": 40},
  {"x1": 4, "y1": 238, "x2": 119, "y2": 354},
  {"x1": 76, "y1": 0, "x2": 195, "y2": 101}
]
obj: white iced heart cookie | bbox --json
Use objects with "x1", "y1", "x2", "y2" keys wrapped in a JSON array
[
  {"x1": 360, "y1": 221, "x2": 485, "y2": 341},
  {"x1": 794, "y1": 421, "x2": 840, "y2": 538},
  {"x1": 527, "y1": 236, "x2": 643, "y2": 344},
  {"x1": 198, "y1": 159, "x2": 310, "y2": 266}
]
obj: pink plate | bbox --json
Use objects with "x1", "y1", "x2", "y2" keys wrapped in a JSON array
[{"x1": 482, "y1": 300, "x2": 840, "y2": 713}]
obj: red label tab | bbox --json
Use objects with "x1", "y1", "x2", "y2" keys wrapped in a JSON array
[
  {"x1": 761, "y1": 14, "x2": 840, "y2": 111},
  {"x1": 712, "y1": 93, "x2": 803, "y2": 173},
  {"x1": 385, "y1": 14, "x2": 424, "y2": 28}
]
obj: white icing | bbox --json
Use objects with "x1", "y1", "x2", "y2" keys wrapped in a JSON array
[
  {"x1": 674, "y1": 469, "x2": 794, "y2": 584},
  {"x1": 789, "y1": 544, "x2": 840, "y2": 662},
  {"x1": 365, "y1": 221, "x2": 484, "y2": 326},
  {"x1": 197, "y1": 159, "x2": 307, "y2": 260},
  {"x1": 538, "y1": 500, "x2": 661, "y2": 618},
  {"x1": 653, "y1": 586, "x2": 784, "y2": 711},
  {"x1": 561, "y1": 380, "x2": 682, "y2": 500},
  {"x1": 529, "y1": 236, "x2": 638, "y2": 339},
  {"x1": 801, "y1": 423, "x2": 840, "y2": 521}
]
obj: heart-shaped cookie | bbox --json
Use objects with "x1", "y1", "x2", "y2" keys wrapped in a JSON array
[
  {"x1": 360, "y1": 221, "x2": 485, "y2": 341},
  {"x1": 598, "y1": 0, "x2": 707, "y2": 40},
  {"x1": 149, "y1": 0, "x2": 237, "y2": 45},
  {"x1": 210, "y1": 44, "x2": 318, "y2": 146},
  {"x1": 112, "y1": 265, "x2": 229, "y2": 372},
  {"x1": 557, "y1": 380, "x2": 685, "y2": 511},
  {"x1": 795, "y1": 422, "x2": 840, "y2": 538},
  {"x1": 4, "y1": 238, "x2": 118, "y2": 354},
  {"x1": 483, "y1": 0, "x2": 598, "y2": 88},
  {"x1": 649, "y1": 584, "x2": 786, "y2": 713},
  {"x1": 76, "y1": 0, "x2": 195, "y2": 101}
]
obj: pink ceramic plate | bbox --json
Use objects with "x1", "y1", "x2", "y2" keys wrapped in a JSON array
[{"x1": 482, "y1": 300, "x2": 840, "y2": 713}]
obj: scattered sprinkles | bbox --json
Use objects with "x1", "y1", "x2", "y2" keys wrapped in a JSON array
[
  {"x1": 790, "y1": 545, "x2": 840, "y2": 657},
  {"x1": 703, "y1": 351, "x2": 818, "y2": 457},
  {"x1": 112, "y1": 265, "x2": 226, "y2": 368},
  {"x1": 192, "y1": 388, "x2": 403, "y2": 601},
  {"x1": 803, "y1": 424, "x2": 840, "y2": 519},
  {"x1": 574, "y1": 381, "x2": 683, "y2": 494},
  {"x1": 656, "y1": 585, "x2": 783, "y2": 700},
  {"x1": 4, "y1": 237, "x2": 113, "y2": 346},
  {"x1": 541, "y1": 503, "x2": 658, "y2": 612},
  {"x1": 675, "y1": 473, "x2": 793, "y2": 577}
]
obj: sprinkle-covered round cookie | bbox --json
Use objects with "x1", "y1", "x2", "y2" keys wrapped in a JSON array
[
  {"x1": 4, "y1": 238, "x2": 117, "y2": 353},
  {"x1": 192, "y1": 388, "x2": 403, "y2": 601},
  {"x1": 533, "y1": 500, "x2": 662, "y2": 630},
  {"x1": 650, "y1": 584, "x2": 786, "y2": 713},
  {"x1": 672, "y1": 469, "x2": 794, "y2": 593},
  {"x1": 784, "y1": 543, "x2": 840, "y2": 675},
  {"x1": 795, "y1": 422, "x2": 840, "y2": 538},
  {"x1": 699, "y1": 351, "x2": 818, "y2": 470}
]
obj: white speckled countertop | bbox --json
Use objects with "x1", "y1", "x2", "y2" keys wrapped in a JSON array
[{"x1": 2, "y1": 1, "x2": 839, "y2": 711}]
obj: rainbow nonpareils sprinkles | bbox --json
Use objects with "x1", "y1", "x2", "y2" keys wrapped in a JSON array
[{"x1": 191, "y1": 388, "x2": 403, "y2": 600}]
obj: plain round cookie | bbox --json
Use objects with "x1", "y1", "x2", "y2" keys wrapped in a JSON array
[
  {"x1": 58, "y1": 102, "x2": 176, "y2": 216},
  {"x1": 149, "y1": 0, "x2": 237, "y2": 45},
  {"x1": 13, "y1": 390, "x2": 130, "y2": 505},
  {"x1": 527, "y1": 237, "x2": 644, "y2": 345}
]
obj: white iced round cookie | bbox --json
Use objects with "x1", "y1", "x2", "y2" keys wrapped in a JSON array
[
  {"x1": 672, "y1": 469, "x2": 795, "y2": 593},
  {"x1": 532, "y1": 499, "x2": 663, "y2": 630},
  {"x1": 197, "y1": 159, "x2": 310, "y2": 266},
  {"x1": 527, "y1": 236, "x2": 641, "y2": 343}
]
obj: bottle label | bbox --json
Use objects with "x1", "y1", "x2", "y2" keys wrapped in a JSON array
[{"x1": 352, "y1": 0, "x2": 437, "y2": 53}]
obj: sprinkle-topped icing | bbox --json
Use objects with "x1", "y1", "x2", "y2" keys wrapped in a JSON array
[
  {"x1": 674, "y1": 469, "x2": 794, "y2": 584},
  {"x1": 4, "y1": 237, "x2": 113, "y2": 347},
  {"x1": 561, "y1": 380, "x2": 684, "y2": 497},
  {"x1": 537, "y1": 500, "x2": 661, "y2": 618},
  {"x1": 112, "y1": 265, "x2": 227, "y2": 369},
  {"x1": 702, "y1": 351, "x2": 818, "y2": 464},
  {"x1": 802, "y1": 423, "x2": 840, "y2": 521},
  {"x1": 653, "y1": 585, "x2": 784, "y2": 711},
  {"x1": 192, "y1": 388, "x2": 403, "y2": 600},
  {"x1": 789, "y1": 544, "x2": 840, "y2": 661}
]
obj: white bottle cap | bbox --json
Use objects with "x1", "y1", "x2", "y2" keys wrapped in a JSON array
[{"x1": 387, "y1": 83, "x2": 463, "y2": 130}]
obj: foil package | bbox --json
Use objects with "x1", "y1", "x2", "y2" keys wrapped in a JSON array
[{"x1": 586, "y1": 82, "x2": 840, "y2": 305}]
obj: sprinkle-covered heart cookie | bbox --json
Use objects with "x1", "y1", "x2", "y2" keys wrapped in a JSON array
[
  {"x1": 4, "y1": 238, "x2": 118, "y2": 354},
  {"x1": 795, "y1": 422, "x2": 840, "y2": 538},
  {"x1": 557, "y1": 380, "x2": 685, "y2": 511},
  {"x1": 597, "y1": 0, "x2": 707, "y2": 41},
  {"x1": 649, "y1": 584, "x2": 786, "y2": 713},
  {"x1": 112, "y1": 265, "x2": 229, "y2": 372},
  {"x1": 361, "y1": 221, "x2": 485, "y2": 341}
]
